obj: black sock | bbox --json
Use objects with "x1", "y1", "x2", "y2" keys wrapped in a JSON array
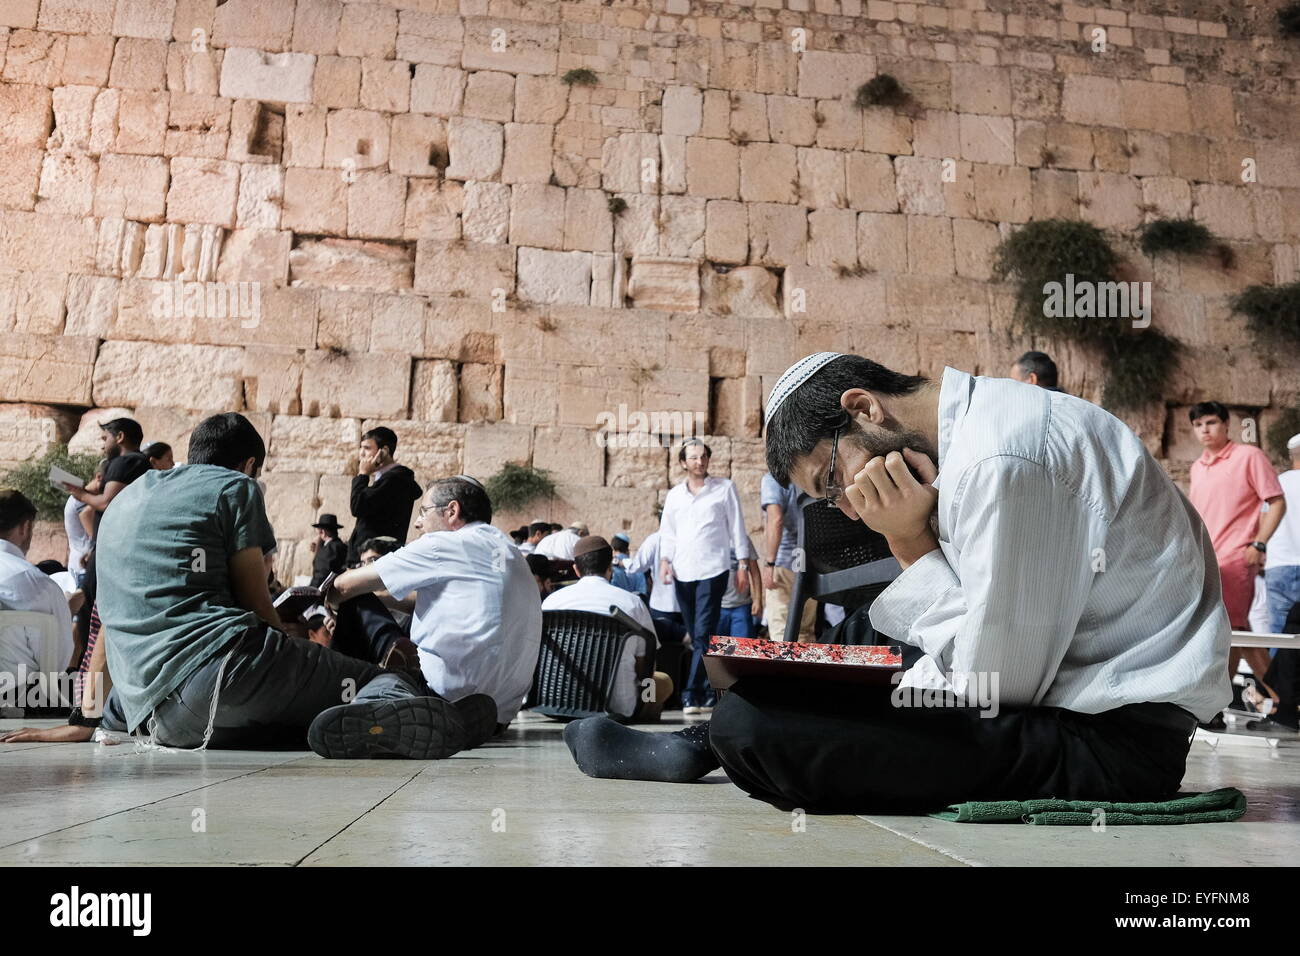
[{"x1": 563, "y1": 717, "x2": 720, "y2": 783}]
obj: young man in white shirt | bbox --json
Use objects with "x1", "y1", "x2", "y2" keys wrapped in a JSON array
[
  {"x1": 543, "y1": 535, "x2": 671, "y2": 720},
  {"x1": 329, "y1": 475, "x2": 543, "y2": 736},
  {"x1": 565, "y1": 353, "x2": 1231, "y2": 809},
  {"x1": 658, "y1": 440, "x2": 754, "y2": 712}
]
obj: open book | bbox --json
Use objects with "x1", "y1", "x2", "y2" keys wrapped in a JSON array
[
  {"x1": 272, "y1": 572, "x2": 334, "y2": 623},
  {"x1": 704, "y1": 636, "x2": 901, "y2": 690},
  {"x1": 49, "y1": 465, "x2": 85, "y2": 492}
]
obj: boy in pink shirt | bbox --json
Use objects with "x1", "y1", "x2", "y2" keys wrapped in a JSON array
[{"x1": 1188, "y1": 402, "x2": 1287, "y2": 718}]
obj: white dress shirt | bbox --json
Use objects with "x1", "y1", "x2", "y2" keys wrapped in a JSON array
[
  {"x1": 625, "y1": 530, "x2": 679, "y2": 614},
  {"x1": 660, "y1": 477, "x2": 753, "y2": 582},
  {"x1": 536, "y1": 529, "x2": 580, "y2": 560},
  {"x1": 1265, "y1": 470, "x2": 1300, "y2": 569},
  {"x1": 0, "y1": 538, "x2": 74, "y2": 680},
  {"x1": 541, "y1": 573, "x2": 654, "y2": 716},
  {"x1": 63, "y1": 495, "x2": 91, "y2": 578},
  {"x1": 868, "y1": 368, "x2": 1231, "y2": 723},
  {"x1": 374, "y1": 521, "x2": 543, "y2": 724}
]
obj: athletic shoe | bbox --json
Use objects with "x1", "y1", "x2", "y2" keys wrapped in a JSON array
[
  {"x1": 453, "y1": 693, "x2": 499, "y2": 749},
  {"x1": 308, "y1": 696, "x2": 468, "y2": 759}
]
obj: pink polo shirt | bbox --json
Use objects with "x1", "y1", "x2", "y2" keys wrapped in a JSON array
[{"x1": 1188, "y1": 441, "x2": 1284, "y2": 557}]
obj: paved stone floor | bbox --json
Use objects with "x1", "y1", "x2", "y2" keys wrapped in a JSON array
[{"x1": 1, "y1": 712, "x2": 1296, "y2": 866}]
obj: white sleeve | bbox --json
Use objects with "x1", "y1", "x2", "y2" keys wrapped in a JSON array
[
  {"x1": 727, "y1": 482, "x2": 754, "y2": 559},
  {"x1": 624, "y1": 537, "x2": 655, "y2": 575},
  {"x1": 868, "y1": 455, "x2": 1098, "y2": 707},
  {"x1": 659, "y1": 491, "x2": 678, "y2": 562}
]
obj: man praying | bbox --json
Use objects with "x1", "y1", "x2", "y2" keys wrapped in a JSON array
[{"x1": 565, "y1": 353, "x2": 1230, "y2": 812}]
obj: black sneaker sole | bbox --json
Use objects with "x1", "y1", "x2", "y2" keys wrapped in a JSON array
[{"x1": 308, "y1": 697, "x2": 466, "y2": 759}]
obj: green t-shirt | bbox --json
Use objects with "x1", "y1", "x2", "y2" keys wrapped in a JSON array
[{"x1": 96, "y1": 464, "x2": 277, "y2": 731}]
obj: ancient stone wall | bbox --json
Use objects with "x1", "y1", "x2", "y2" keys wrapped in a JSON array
[{"x1": 2, "y1": 0, "x2": 1297, "y2": 577}]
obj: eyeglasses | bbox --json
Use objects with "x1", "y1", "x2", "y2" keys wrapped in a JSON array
[
  {"x1": 824, "y1": 423, "x2": 845, "y2": 508},
  {"x1": 418, "y1": 502, "x2": 449, "y2": 518}
]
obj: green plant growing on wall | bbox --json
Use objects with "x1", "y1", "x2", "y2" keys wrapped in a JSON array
[
  {"x1": 484, "y1": 462, "x2": 556, "y2": 514},
  {"x1": 1230, "y1": 281, "x2": 1300, "y2": 347},
  {"x1": 1266, "y1": 400, "x2": 1300, "y2": 461},
  {"x1": 854, "y1": 74, "x2": 907, "y2": 109},
  {"x1": 1137, "y1": 218, "x2": 1212, "y2": 256},
  {"x1": 561, "y1": 68, "x2": 598, "y2": 87},
  {"x1": 607, "y1": 196, "x2": 627, "y2": 215},
  {"x1": 0, "y1": 445, "x2": 101, "y2": 521},
  {"x1": 992, "y1": 219, "x2": 1178, "y2": 411}
]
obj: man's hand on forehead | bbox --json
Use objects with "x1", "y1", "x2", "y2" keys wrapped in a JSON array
[{"x1": 845, "y1": 448, "x2": 939, "y2": 568}]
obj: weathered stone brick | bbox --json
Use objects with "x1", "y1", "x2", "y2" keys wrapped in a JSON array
[
  {"x1": 410, "y1": 64, "x2": 464, "y2": 115},
  {"x1": 501, "y1": 122, "x2": 553, "y2": 184},
  {"x1": 282, "y1": 166, "x2": 347, "y2": 233},
  {"x1": 219, "y1": 47, "x2": 315, "y2": 103},
  {"x1": 414, "y1": 239, "x2": 513, "y2": 298},
  {"x1": 302, "y1": 349, "x2": 410, "y2": 419},
  {"x1": 213, "y1": 0, "x2": 295, "y2": 53},
  {"x1": 338, "y1": 2, "x2": 397, "y2": 59},
  {"x1": 517, "y1": 247, "x2": 591, "y2": 306},
  {"x1": 509, "y1": 183, "x2": 565, "y2": 248},
  {"x1": 347, "y1": 170, "x2": 406, "y2": 240},
  {"x1": 267, "y1": 414, "x2": 360, "y2": 475},
  {"x1": 94, "y1": 153, "x2": 168, "y2": 221},
  {"x1": 360, "y1": 56, "x2": 410, "y2": 112},
  {"x1": 0, "y1": 84, "x2": 52, "y2": 148},
  {"x1": 292, "y1": 0, "x2": 342, "y2": 55},
  {"x1": 313, "y1": 55, "x2": 361, "y2": 108},
  {"x1": 166, "y1": 157, "x2": 239, "y2": 227},
  {"x1": 243, "y1": 347, "x2": 302, "y2": 415},
  {"x1": 290, "y1": 238, "x2": 414, "y2": 291},
  {"x1": 445, "y1": 116, "x2": 502, "y2": 181},
  {"x1": 36, "y1": 150, "x2": 96, "y2": 216},
  {"x1": 93, "y1": 341, "x2": 244, "y2": 410}
]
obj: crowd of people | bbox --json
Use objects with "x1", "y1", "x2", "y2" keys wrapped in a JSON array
[{"x1": 0, "y1": 347, "x2": 1297, "y2": 813}]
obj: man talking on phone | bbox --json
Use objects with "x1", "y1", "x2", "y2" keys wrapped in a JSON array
[{"x1": 348, "y1": 427, "x2": 423, "y2": 566}]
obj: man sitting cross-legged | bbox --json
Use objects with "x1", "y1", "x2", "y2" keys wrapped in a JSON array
[
  {"x1": 565, "y1": 353, "x2": 1231, "y2": 811},
  {"x1": 325, "y1": 475, "x2": 543, "y2": 738},
  {"x1": 541, "y1": 535, "x2": 672, "y2": 721},
  {"x1": 1, "y1": 413, "x2": 495, "y2": 759}
]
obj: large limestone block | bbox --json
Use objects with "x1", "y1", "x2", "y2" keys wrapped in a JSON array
[
  {"x1": 444, "y1": 116, "x2": 502, "y2": 181},
  {"x1": 404, "y1": 178, "x2": 463, "y2": 240},
  {"x1": 166, "y1": 157, "x2": 239, "y2": 227},
  {"x1": 508, "y1": 182, "x2": 564, "y2": 248},
  {"x1": 395, "y1": 11, "x2": 462, "y2": 66},
  {"x1": 0, "y1": 403, "x2": 78, "y2": 467},
  {"x1": 260, "y1": 471, "x2": 320, "y2": 541},
  {"x1": 627, "y1": 257, "x2": 699, "y2": 312},
  {"x1": 532, "y1": 425, "x2": 604, "y2": 487},
  {"x1": 411, "y1": 359, "x2": 458, "y2": 422},
  {"x1": 516, "y1": 247, "x2": 591, "y2": 306},
  {"x1": 219, "y1": 48, "x2": 315, "y2": 103},
  {"x1": 604, "y1": 444, "x2": 668, "y2": 489},
  {"x1": 461, "y1": 180, "x2": 510, "y2": 244},
  {"x1": 0, "y1": 333, "x2": 96, "y2": 404},
  {"x1": 458, "y1": 362, "x2": 502, "y2": 422},
  {"x1": 461, "y1": 18, "x2": 557, "y2": 76},
  {"x1": 700, "y1": 264, "x2": 781, "y2": 318},
  {"x1": 784, "y1": 264, "x2": 888, "y2": 325},
  {"x1": 289, "y1": 238, "x2": 414, "y2": 291},
  {"x1": 548, "y1": 484, "x2": 661, "y2": 546},
  {"x1": 462, "y1": 421, "x2": 532, "y2": 476},
  {"x1": 748, "y1": 202, "x2": 807, "y2": 267},
  {"x1": 301, "y1": 350, "x2": 411, "y2": 419},
  {"x1": 0, "y1": 270, "x2": 68, "y2": 334},
  {"x1": 95, "y1": 152, "x2": 169, "y2": 221},
  {"x1": 426, "y1": 297, "x2": 499, "y2": 363},
  {"x1": 267, "y1": 414, "x2": 360, "y2": 474},
  {"x1": 242, "y1": 347, "x2": 302, "y2": 415},
  {"x1": 323, "y1": 108, "x2": 391, "y2": 170},
  {"x1": 282, "y1": 166, "x2": 347, "y2": 234},
  {"x1": 213, "y1": 0, "x2": 295, "y2": 52},
  {"x1": 63, "y1": 274, "x2": 119, "y2": 337},
  {"x1": 92, "y1": 341, "x2": 245, "y2": 410},
  {"x1": 411, "y1": 64, "x2": 464, "y2": 115},
  {"x1": 414, "y1": 239, "x2": 513, "y2": 298}
]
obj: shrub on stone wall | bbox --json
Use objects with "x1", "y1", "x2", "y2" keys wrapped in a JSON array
[
  {"x1": 0, "y1": 445, "x2": 101, "y2": 522},
  {"x1": 1137, "y1": 218, "x2": 1213, "y2": 256},
  {"x1": 484, "y1": 462, "x2": 556, "y2": 513},
  {"x1": 1230, "y1": 282, "x2": 1300, "y2": 348},
  {"x1": 1267, "y1": 401, "x2": 1300, "y2": 462}
]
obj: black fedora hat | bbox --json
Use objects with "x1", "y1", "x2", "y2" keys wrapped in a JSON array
[{"x1": 312, "y1": 513, "x2": 345, "y2": 531}]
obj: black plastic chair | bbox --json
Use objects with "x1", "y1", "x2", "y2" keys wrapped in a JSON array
[
  {"x1": 526, "y1": 608, "x2": 658, "y2": 722},
  {"x1": 784, "y1": 494, "x2": 901, "y2": 644}
]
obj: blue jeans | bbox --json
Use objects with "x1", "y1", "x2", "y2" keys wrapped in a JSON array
[
  {"x1": 674, "y1": 571, "x2": 729, "y2": 706},
  {"x1": 718, "y1": 605, "x2": 755, "y2": 638},
  {"x1": 1265, "y1": 565, "x2": 1300, "y2": 635}
]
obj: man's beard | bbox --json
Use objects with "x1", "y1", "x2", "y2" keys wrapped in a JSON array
[
  {"x1": 845, "y1": 421, "x2": 938, "y2": 476},
  {"x1": 105, "y1": 443, "x2": 121, "y2": 460}
]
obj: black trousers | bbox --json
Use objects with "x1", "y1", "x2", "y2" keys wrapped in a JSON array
[{"x1": 708, "y1": 678, "x2": 1195, "y2": 814}]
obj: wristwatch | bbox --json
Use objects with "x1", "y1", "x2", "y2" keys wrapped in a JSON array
[
  {"x1": 67, "y1": 707, "x2": 102, "y2": 729},
  {"x1": 1250, "y1": 541, "x2": 1267, "y2": 554}
]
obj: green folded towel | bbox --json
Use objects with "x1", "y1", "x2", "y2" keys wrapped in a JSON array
[{"x1": 931, "y1": 787, "x2": 1246, "y2": 825}]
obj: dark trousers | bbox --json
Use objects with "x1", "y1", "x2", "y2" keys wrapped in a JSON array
[
  {"x1": 674, "y1": 571, "x2": 728, "y2": 704},
  {"x1": 708, "y1": 678, "x2": 1195, "y2": 814},
  {"x1": 102, "y1": 596, "x2": 424, "y2": 748}
]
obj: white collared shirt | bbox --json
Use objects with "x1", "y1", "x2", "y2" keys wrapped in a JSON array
[
  {"x1": 368, "y1": 461, "x2": 396, "y2": 486},
  {"x1": 373, "y1": 522, "x2": 542, "y2": 724},
  {"x1": 541, "y1": 574, "x2": 654, "y2": 716},
  {"x1": 625, "y1": 531, "x2": 679, "y2": 614},
  {"x1": 660, "y1": 477, "x2": 753, "y2": 582},
  {"x1": 868, "y1": 367, "x2": 1231, "y2": 723},
  {"x1": 0, "y1": 538, "x2": 74, "y2": 678}
]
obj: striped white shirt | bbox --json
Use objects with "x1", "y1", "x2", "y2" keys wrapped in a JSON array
[{"x1": 869, "y1": 368, "x2": 1231, "y2": 723}]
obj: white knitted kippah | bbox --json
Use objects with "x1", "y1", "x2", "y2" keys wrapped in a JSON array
[
  {"x1": 1288, "y1": 433, "x2": 1300, "y2": 452},
  {"x1": 764, "y1": 352, "x2": 844, "y2": 426}
]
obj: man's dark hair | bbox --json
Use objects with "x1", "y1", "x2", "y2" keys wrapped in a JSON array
[
  {"x1": 678, "y1": 438, "x2": 712, "y2": 463},
  {"x1": 143, "y1": 441, "x2": 171, "y2": 460},
  {"x1": 36, "y1": 559, "x2": 66, "y2": 576},
  {"x1": 510, "y1": 527, "x2": 528, "y2": 543},
  {"x1": 528, "y1": 521, "x2": 550, "y2": 537},
  {"x1": 550, "y1": 522, "x2": 563, "y2": 533},
  {"x1": 765, "y1": 354, "x2": 927, "y2": 487},
  {"x1": 525, "y1": 553, "x2": 553, "y2": 581},
  {"x1": 574, "y1": 545, "x2": 613, "y2": 578},
  {"x1": 360, "y1": 536, "x2": 401, "y2": 557},
  {"x1": 429, "y1": 476, "x2": 492, "y2": 524},
  {"x1": 1189, "y1": 401, "x2": 1230, "y2": 424},
  {"x1": 1014, "y1": 350, "x2": 1058, "y2": 389},
  {"x1": 0, "y1": 489, "x2": 38, "y2": 533},
  {"x1": 100, "y1": 417, "x2": 143, "y2": 447},
  {"x1": 187, "y1": 413, "x2": 267, "y2": 472},
  {"x1": 362, "y1": 426, "x2": 398, "y2": 455}
]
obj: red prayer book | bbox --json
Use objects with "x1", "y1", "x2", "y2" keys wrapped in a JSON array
[{"x1": 704, "y1": 636, "x2": 902, "y2": 690}]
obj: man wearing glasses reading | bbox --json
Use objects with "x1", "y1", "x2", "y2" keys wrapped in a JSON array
[{"x1": 565, "y1": 353, "x2": 1230, "y2": 812}]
